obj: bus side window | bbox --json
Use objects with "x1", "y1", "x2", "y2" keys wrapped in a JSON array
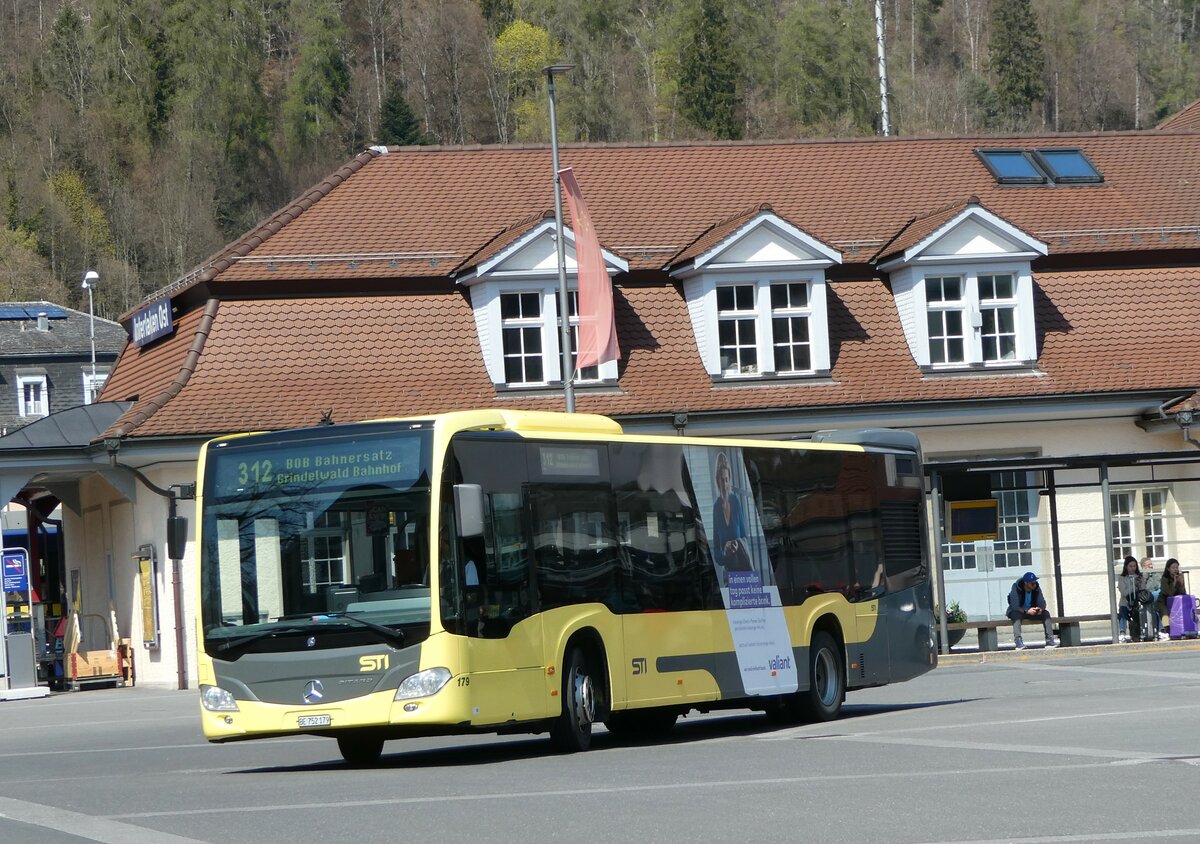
[{"x1": 610, "y1": 441, "x2": 709, "y2": 613}]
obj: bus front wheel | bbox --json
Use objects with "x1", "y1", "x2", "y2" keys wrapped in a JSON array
[
  {"x1": 337, "y1": 734, "x2": 384, "y2": 766},
  {"x1": 800, "y1": 630, "x2": 845, "y2": 722},
  {"x1": 550, "y1": 647, "x2": 598, "y2": 752}
]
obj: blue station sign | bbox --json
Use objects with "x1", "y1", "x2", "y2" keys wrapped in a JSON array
[
  {"x1": 131, "y1": 298, "x2": 174, "y2": 347},
  {"x1": 2, "y1": 549, "x2": 28, "y2": 592}
]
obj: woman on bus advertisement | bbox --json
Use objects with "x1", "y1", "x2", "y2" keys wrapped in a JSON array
[
  {"x1": 712, "y1": 451, "x2": 753, "y2": 575},
  {"x1": 686, "y1": 446, "x2": 795, "y2": 697}
]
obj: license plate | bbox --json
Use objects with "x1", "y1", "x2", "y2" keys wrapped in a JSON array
[{"x1": 297, "y1": 714, "x2": 331, "y2": 728}]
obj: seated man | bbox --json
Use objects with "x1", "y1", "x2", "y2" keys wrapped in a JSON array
[{"x1": 1006, "y1": 571, "x2": 1058, "y2": 649}]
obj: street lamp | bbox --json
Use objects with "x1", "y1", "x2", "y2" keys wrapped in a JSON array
[
  {"x1": 81, "y1": 270, "x2": 99, "y2": 403},
  {"x1": 544, "y1": 63, "x2": 575, "y2": 413}
]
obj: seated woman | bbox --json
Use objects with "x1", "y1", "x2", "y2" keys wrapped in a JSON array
[{"x1": 1115, "y1": 556, "x2": 1143, "y2": 643}]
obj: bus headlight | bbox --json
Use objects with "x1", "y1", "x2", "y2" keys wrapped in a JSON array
[
  {"x1": 395, "y1": 667, "x2": 452, "y2": 700},
  {"x1": 200, "y1": 684, "x2": 240, "y2": 712}
]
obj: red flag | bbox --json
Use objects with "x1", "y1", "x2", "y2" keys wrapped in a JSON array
[{"x1": 559, "y1": 167, "x2": 619, "y2": 370}]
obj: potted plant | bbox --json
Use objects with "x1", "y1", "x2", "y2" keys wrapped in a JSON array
[{"x1": 936, "y1": 601, "x2": 968, "y2": 648}]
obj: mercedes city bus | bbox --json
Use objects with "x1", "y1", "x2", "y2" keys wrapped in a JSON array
[{"x1": 196, "y1": 409, "x2": 935, "y2": 764}]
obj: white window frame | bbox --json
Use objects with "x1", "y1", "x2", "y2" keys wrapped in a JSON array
[
  {"x1": 1110, "y1": 488, "x2": 1170, "y2": 563},
  {"x1": 689, "y1": 270, "x2": 831, "y2": 381},
  {"x1": 925, "y1": 275, "x2": 967, "y2": 365},
  {"x1": 16, "y1": 374, "x2": 49, "y2": 417},
  {"x1": 716, "y1": 282, "x2": 760, "y2": 376},
  {"x1": 83, "y1": 370, "x2": 108, "y2": 405},
  {"x1": 770, "y1": 280, "x2": 814, "y2": 374},
  {"x1": 499, "y1": 290, "x2": 546, "y2": 386},
  {"x1": 301, "y1": 511, "x2": 347, "y2": 595},
  {"x1": 900, "y1": 262, "x2": 1036, "y2": 370}
]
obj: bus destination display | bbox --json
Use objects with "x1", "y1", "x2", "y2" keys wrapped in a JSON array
[{"x1": 210, "y1": 433, "x2": 425, "y2": 497}]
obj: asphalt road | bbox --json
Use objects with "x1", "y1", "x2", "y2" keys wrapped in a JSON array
[{"x1": 2, "y1": 643, "x2": 1199, "y2": 844}]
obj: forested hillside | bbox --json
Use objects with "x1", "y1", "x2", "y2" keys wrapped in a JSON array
[{"x1": 1, "y1": 0, "x2": 1198, "y2": 318}]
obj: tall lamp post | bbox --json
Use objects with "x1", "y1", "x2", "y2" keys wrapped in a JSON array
[
  {"x1": 544, "y1": 63, "x2": 575, "y2": 413},
  {"x1": 81, "y1": 270, "x2": 99, "y2": 402}
]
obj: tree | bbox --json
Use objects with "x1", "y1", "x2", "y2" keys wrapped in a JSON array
[
  {"x1": 990, "y1": 0, "x2": 1046, "y2": 128},
  {"x1": 283, "y1": 0, "x2": 352, "y2": 164},
  {"x1": 777, "y1": 0, "x2": 876, "y2": 135},
  {"x1": 489, "y1": 19, "x2": 559, "y2": 143},
  {"x1": 45, "y1": 2, "x2": 94, "y2": 114},
  {"x1": 379, "y1": 87, "x2": 426, "y2": 145},
  {"x1": 677, "y1": 0, "x2": 743, "y2": 139}
]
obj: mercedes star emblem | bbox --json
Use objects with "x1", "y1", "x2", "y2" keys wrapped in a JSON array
[{"x1": 302, "y1": 680, "x2": 325, "y2": 704}]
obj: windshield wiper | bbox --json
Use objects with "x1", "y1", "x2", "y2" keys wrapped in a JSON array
[
  {"x1": 210, "y1": 614, "x2": 405, "y2": 659},
  {"x1": 211, "y1": 623, "x2": 313, "y2": 657},
  {"x1": 335, "y1": 612, "x2": 406, "y2": 648}
]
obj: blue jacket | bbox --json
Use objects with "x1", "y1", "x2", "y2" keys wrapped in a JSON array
[{"x1": 1006, "y1": 578, "x2": 1047, "y2": 620}]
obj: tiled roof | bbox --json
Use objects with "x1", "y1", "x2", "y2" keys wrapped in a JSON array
[
  {"x1": 1158, "y1": 98, "x2": 1200, "y2": 130},
  {"x1": 103, "y1": 132, "x2": 1200, "y2": 440},
  {"x1": 107, "y1": 264, "x2": 1200, "y2": 438},
  {"x1": 455, "y1": 209, "x2": 555, "y2": 275},
  {"x1": 873, "y1": 197, "x2": 978, "y2": 264},
  {"x1": 667, "y1": 203, "x2": 775, "y2": 268},
  {"x1": 198, "y1": 132, "x2": 1200, "y2": 288},
  {"x1": 0, "y1": 302, "x2": 124, "y2": 356}
]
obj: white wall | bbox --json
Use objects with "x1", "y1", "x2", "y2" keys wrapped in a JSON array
[{"x1": 73, "y1": 463, "x2": 198, "y2": 690}]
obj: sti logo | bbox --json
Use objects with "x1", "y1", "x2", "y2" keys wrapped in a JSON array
[
  {"x1": 631, "y1": 657, "x2": 647, "y2": 675},
  {"x1": 359, "y1": 654, "x2": 389, "y2": 672}
]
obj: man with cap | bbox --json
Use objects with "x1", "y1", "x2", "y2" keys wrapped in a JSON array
[{"x1": 1006, "y1": 571, "x2": 1058, "y2": 649}]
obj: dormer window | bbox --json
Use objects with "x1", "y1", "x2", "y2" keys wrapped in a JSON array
[
  {"x1": 457, "y1": 218, "x2": 625, "y2": 390},
  {"x1": 669, "y1": 208, "x2": 841, "y2": 382},
  {"x1": 877, "y1": 200, "x2": 1047, "y2": 372}
]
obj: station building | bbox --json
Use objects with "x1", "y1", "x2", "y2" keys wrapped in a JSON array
[{"x1": 5, "y1": 128, "x2": 1200, "y2": 688}]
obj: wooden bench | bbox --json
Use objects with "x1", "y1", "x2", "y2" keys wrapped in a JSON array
[{"x1": 945, "y1": 614, "x2": 1111, "y2": 651}]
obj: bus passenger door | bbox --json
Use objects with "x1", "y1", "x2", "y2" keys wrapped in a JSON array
[{"x1": 464, "y1": 490, "x2": 549, "y2": 725}]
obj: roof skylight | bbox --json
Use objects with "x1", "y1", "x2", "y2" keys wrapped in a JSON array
[
  {"x1": 976, "y1": 147, "x2": 1103, "y2": 186},
  {"x1": 1032, "y1": 148, "x2": 1103, "y2": 183},
  {"x1": 977, "y1": 149, "x2": 1044, "y2": 184}
]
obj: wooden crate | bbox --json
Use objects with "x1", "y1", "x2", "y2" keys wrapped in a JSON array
[{"x1": 68, "y1": 649, "x2": 120, "y2": 680}]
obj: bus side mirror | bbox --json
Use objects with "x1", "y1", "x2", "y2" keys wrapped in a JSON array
[
  {"x1": 167, "y1": 516, "x2": 188, "y2": 560},
  {"x1": 453, "y1": 484, "x2": 484, "y2": 538}
]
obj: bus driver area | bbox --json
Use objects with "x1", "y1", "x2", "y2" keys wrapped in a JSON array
[{"x1": 195, "y1": 409, "x2": 934, "y2": 764}]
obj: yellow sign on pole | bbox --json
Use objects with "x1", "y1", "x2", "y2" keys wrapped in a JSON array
[{"x1": 138, "y1": 557, "x2": 159, "y2": 648}]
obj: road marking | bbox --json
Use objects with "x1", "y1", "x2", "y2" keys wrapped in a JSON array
[
  {"x1": 0, "y1": 715, "x2": 196, "y2": 734},
  {"x1": 0, "y1": 736, "x2": 323, "y2": 760},
  {"x1": 814, "y1": 732, "x2": 1165, "y2": 761},
  {"x1": 107, "y1": 759, "x2": 1120, "y2": 819},
  {"x1": 1002, "y1": 662, "x2": 1200, "y2": 680},
  {"x1": 762, "y1": 701, "x2": 1200, "y2": 740},
  {"x1": 0, "y1": 795, "x2": 206, "y2": 844},
  {"x1": 918, "y1": 831, "x2": 1200, "y2": 844}
]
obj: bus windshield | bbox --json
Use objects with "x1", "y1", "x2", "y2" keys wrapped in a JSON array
[{"x1": 199, "y1": 423, "x2": 433, "y2": 657}]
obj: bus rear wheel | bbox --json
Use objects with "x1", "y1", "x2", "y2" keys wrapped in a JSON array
[
  {"x1": 799, "y1": 630, "x2": 845, "y2": 722},
  {"x1": 550, "y1": 647, "x2": 598, "y2": 752},
  {"x1": 337, "y1": 734, "x2": 384, "y2": 766}
]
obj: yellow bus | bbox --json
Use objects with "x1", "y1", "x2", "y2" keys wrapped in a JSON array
[{"x1": 196, "y1": 409, "x2": 935, "y2": 764}]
